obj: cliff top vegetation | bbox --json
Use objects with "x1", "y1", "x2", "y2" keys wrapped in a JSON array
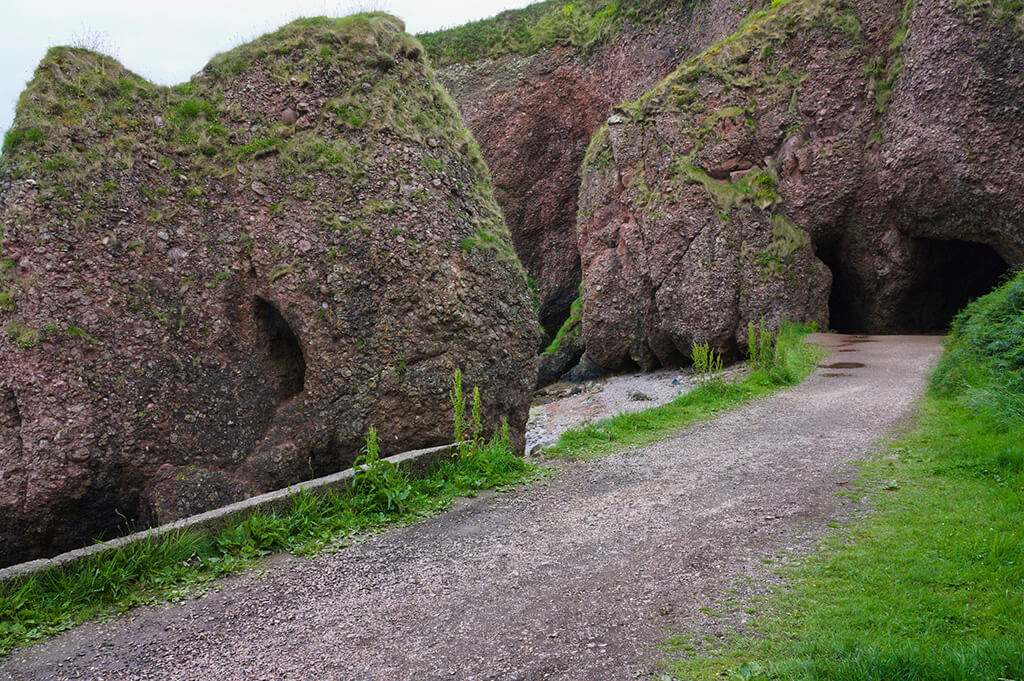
[{"x1": 417, "y1": 0, "x2": 681, "y2": 67}]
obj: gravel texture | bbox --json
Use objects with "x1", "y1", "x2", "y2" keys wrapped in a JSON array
[
  {"x1": 525, "y1": 364, "x2": 745, "y2": 454},
  {"x1": 1, "y1": 334, "x2": 942, "y2": 681}
]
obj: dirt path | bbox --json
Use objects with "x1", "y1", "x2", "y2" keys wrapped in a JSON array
[{"x1": 1, "y1": 334, "x2": 942, "y2": 681}]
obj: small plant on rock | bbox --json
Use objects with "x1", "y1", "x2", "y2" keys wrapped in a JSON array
[{"x1": 691, "y1": 339, "x2": 724, "y2": 384}]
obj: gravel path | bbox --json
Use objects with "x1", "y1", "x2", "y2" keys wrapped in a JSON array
[{"x1": 1, "y1": 334, "x2": 942, "y2": 681}]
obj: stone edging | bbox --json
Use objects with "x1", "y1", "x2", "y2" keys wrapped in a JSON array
[{"x1": 0, "y1": 442, "x2": 459, "y2": 585}]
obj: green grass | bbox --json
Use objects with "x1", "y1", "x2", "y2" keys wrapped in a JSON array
[
  {"x1": 418, "y1": 0, "x2": 677, "y2": 67},
  {"x1": 955, "y1": 0, "x2": 1024, "y2": 36},
  {"x1": 544, "y1": 321, "x2": 823, "y2": 459},
  {"x1": 542, "y1": 294, "x2": 582, "y2": 356},
  {"x1": 666, "y1": 270, "x2": 1024, "y2": 681},
  {"x1": 0, "y1": 373, "x2": 537, "y2": 658}
]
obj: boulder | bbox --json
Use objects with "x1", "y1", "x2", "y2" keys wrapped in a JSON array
[{"x1": 0, "y1": 14, "x2": 538, "y2": 566}]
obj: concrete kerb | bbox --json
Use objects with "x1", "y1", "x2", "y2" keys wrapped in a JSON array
[{"x1": 0, "y1": 441, "x2": 461, "y2": 585}]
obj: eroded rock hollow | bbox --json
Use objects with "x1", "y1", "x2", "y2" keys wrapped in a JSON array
[{"x1": 0, "y1": 14, "x2": 538, "y2": 566}]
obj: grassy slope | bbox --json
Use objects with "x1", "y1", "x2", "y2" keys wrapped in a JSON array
[
  {"x1": 542, "y1": 294, "x2": 582, "y2": 356},
  {"x1": 669, "y1": 271, "x2": 1024, "y2": 681},
  {"x1": 417, "y1": 0, "x2": 677, "y2": 67}
]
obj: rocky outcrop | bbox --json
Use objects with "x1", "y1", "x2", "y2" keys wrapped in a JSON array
[
  {"x1": 576, "y1": 0, "x2": 1022, "y2": 369},
  {"x1": 423, "y1": 0, "x2": 767, "y2": 337},
  {"x1": 0, "y1": 14, "x2": 538, "y2": 566}
]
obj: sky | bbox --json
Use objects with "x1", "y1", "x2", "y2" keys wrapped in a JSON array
[{"x1": 0, "y1": 0, "x2": 535, "y2": 141}]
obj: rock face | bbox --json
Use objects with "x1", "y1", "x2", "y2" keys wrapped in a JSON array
[
  {"x1": 0, "y1": 14, "x2": 538, "y2": 566},
  {"x1": 423, "y1": 0, "x2": 767, "y2": 337},
  {"x1": 576, "y1": 0, "x2": 1023, "y2": 370}
]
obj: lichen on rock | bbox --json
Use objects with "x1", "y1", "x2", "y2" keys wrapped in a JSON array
[{"x1": 0, "y1": 13, "x2": 538, "y2": 567}]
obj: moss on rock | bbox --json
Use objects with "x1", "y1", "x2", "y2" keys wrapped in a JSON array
[{"x1": 0, "y1": 13, "x2": 538, "y2": 567}]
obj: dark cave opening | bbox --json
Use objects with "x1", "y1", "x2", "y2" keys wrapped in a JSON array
[
  {"x1": 816, "y1": 238, "x2": 1009, "y2": 334},
  {"x1": 815, "y1": 240, "x2": 862, "y2": 334},
  {"x1": 892, "y1": 239, "x2": 1009, "y2": 333},
  {"x1": 254, "y1": 297, "x2": 306, "y2": 400}
]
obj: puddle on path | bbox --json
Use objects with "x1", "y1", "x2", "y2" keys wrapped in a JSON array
[{"x1": 820, "y1": 361, "x2": 865, "y2": 369}]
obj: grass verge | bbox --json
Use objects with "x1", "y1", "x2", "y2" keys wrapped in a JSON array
[
  {"x1": 0, "y1": 373, "x2": 537, "y2": 658},
  {"x1": 544, "y1": 321, "x2": 823, "y2": 459},
  {"x1": 666, "y1": 272, "x2": 1024, "y2": 681}
]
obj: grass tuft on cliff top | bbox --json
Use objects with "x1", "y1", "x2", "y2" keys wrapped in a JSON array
[
  {"x1": 417, "y1": 0, "x2": 680, "y2": 67},
  {"x1": 666, "y1": 269, "x2": 1024, "y2": 681},
  {"x1": 955, "y1": 0, "x2": 1024, "y2": 37}
]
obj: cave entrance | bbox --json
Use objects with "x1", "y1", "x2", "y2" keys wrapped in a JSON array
[
  {"x1": 816, "y1": 239, "x2": 862, "y2": 334},
  {"x1": 254, "y1": 297, "x2": 306, "y2": 400},
  {"x1": 816, "y1": 237, "x2": 1009, "y2": 334},
  {"x1": 893, "y1": 239, "x2": 1008, "y2": 332}
]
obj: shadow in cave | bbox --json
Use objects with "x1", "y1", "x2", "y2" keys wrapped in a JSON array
[
  {"x1": 816, "y1": 238, "x2": 1008, "y2": 334},
  {"x1": 815, "y1": 239, "x2": 863, "y2": 333},
  {"x1": 893, "y1": 239, "x2": 1008, "y2": 332},
  {"x1": 254, "y1": 297, "x2": 306, "y2": 400}
]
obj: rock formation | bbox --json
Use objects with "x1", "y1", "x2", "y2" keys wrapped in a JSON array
[
  {"x1": 421, "y1": 0, "x2": 768, "y2": 339},
  {"x1": 576, "y1": 0, "x2": 1022, "y2": 370},
  {"x1": 0, "y1": 14, "x2": 538, "y2": 567}
]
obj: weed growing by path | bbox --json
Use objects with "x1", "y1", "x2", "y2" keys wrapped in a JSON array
[
  {"x1": 691, "y1": 339, "x2": 724, "y2": 384},
  {"x1": 0, "y1": 373, "x2": 536, "y2": 657},
  {"x1": 545, "y1": 322, "x2": 821, "y2": 459},
  {"x1": 666, "y1": 271, "x2": 1024, "y2": 681},
  {"x1": 746, "y1": 318, "x2": 775, "y2": 369},
  {"x1": 351, "y1": 428, "x2": 415, "y2": 514}
]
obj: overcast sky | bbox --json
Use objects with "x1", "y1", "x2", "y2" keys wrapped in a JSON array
[{"x1": 0, "y1": 0, "x2": 533, "y2": 142}]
